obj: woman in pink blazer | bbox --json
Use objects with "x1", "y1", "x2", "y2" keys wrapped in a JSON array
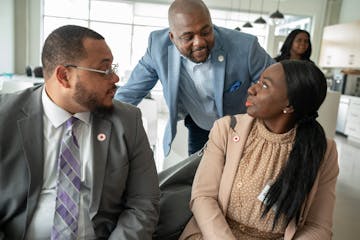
[{"x1": 180, "y1": 60, "x2": 339, "y2": 240}]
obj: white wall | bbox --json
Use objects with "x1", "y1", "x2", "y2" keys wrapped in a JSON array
[
  {"x1": 14, "y1": 0, "x2": 27, "y2": 75},
  {"x1": 28, "y1": 0, "x2": 42, "y2": 71},
  {"x1": 14, "y1": 0, "x2": 42, "y2": 74},
  {"x1": 0, "y1": 0, "x2": 14, "y2": 73},
  {"x1": 339, "y1": 0, "x2": 360, "y2": 23}
]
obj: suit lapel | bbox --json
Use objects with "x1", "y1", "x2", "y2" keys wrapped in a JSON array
[
  {"x1": 167, "y1": 44, "x2": 181, "y2": 135},
  {"x1": 89, "y1": 114, "x2": 111, "y2": 218},
  {"x1": 17, "y1": 86, "x2": 44, "y2": 227},
  {"x1": 219, "y1": 115, "x2": 254, "y2": 212},
  {"x1": 211, "y1": 49, "x2": 226, "y2": 117},
  {"x1": 211, "y1": 28, "x2": 226, "y2": 116}
]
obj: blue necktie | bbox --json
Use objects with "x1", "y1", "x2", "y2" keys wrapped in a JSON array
[{"x1": 51, "y1": 117, "x2": 81, "y2": 240}]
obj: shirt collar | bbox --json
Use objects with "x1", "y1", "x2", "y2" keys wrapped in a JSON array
[
  {"x1": 181, "y1": 53, "x2": 211, "y2": 66},
  {"x1": 41, "y1": 87, "x2": 91, "y2": 128},
  {"x1": 181, "y1": 54, "x2": 212, "y2": 74}
]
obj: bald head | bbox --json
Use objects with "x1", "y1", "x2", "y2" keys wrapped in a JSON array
[{"x1": 168, "y1": 0, "x2": 211, "y2": 30}]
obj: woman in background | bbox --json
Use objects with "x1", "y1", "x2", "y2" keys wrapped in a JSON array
[
  {"x1": 274, "y1": 29, "x2": 312, "y2": 62},
  {"x1": 180, "y1": 60, "x2": 339, "y2": 240}
]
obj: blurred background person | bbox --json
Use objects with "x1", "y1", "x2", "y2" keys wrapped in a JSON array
[{"x1": 274, "y1": 29, "x2": 312, "y2": 62}]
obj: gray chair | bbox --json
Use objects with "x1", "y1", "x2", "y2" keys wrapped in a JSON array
[
  {"x1": 153, "y1": 150, "x2": 203, "y2": 240},
  {"x1": 0, "y1": 81, "x2": 33, "y2": 94},
  {"x1": 25, "y1": 66, "x2": 32, "y2": 77},
  {"x1": 33, "y1": 66, "x2": 43, "y2": 78}
]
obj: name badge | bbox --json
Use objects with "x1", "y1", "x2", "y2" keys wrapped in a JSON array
[{"x1": 257, "y1": 183, "x2": 278, "y2": 212}]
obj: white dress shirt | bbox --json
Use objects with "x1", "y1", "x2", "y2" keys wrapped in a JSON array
[{"x1": 25, "y1": 87, "x2": 96, "y2": 239}]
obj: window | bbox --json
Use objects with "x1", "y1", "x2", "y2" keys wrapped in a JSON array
[
  {"x1": 275, "y1": 16, "x2": 312, "y2": 36},
  {"x1": 209, "y1": 8, "x2": 270, "y2": 49},
  {"x1": 43, "y1": 0, "x2": 169, "y2": 82},
  {"x1": 43, "y1": 0, "x2": 310, "y2": 80},
  {"x1": 90, "y1": 22, "x2": 133, "y2": 75}
]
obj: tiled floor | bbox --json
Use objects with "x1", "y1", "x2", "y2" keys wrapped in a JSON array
[
  {"x1": 151, "y1": 113, "x2": 360, "y2": 239},
  {"x1": 333, "y1": 134, "x2": 360, "y2": 239}
]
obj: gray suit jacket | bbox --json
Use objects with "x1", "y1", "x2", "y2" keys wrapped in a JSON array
[
  {"x1": 0, "y1": 85, "x2": 160, "y2": 240},
  {"x1": 115, "y1": 25, "x2": 275, "y2": 156}
]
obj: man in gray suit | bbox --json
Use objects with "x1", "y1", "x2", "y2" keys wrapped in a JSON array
[
  {"x1": 0, "y1": 25, "x2": 160, "y2": 239},
  {"x1": 114, "y1": 0, "x2": 274, "y2": 156}
]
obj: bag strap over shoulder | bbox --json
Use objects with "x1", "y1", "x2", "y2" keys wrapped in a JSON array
[{"x1": 230, "y1": 115, "x2": 237, "y2": 131}]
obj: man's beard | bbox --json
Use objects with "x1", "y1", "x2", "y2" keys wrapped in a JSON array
[
  {"x1": 189, "y1": 46, "x2": 209, "y2": 63},
  {"x1": 94, "y1": 104, "x2": 114, "y2": 114},
  {"x1": 73, "y1": 80, "x2": 113, "y2": 113}
]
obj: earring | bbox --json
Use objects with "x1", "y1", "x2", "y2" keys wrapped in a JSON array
[{"x1": 283, "y1": 109, "x2": 287, "y2": 114}]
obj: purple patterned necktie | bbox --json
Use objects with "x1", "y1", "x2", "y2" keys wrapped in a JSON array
[{"x1": 51, "y1": 117, "x2": 80, "y2": 240}]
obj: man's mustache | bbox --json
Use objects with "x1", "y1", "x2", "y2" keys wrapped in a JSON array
[{"x1": 192, "y1": 46, "x2": 207, "y2": 52}]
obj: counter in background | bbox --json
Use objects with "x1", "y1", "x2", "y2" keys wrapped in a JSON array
[
  {"x1": 0, "y1": 75, "x2": 43, "y2": 94},
  {"x1": 344, "y1": 96, "x2": 360, "y2": 144},
  {"x1": 336, "y1": 95, "x2": 350, "y2": 135},
  {"x1": 318, "y1": 90, "x2": 341, "y2": 139}
]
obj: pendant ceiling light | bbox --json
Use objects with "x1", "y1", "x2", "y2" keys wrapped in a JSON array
[
  {"x1": 254, "y1": 16, "x2": 267, "y2": 24},
  {"x1": 242, "y1": 0, "x2": 253, "y2": 28},
  {"x1": 269, "y1": 0, "x2": 284, "y2": 25},
  {"x1": 254, "y1": 0, "x2": 266, "y2": 24},
  {"x1": 243, "y1": 22, "x2": 253, "y2": 28},
  {"x1": 235, "y1": 0, "x2": 241, "y2": 31}
]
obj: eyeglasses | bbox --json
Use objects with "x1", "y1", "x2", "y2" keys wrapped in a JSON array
[{"x1": 64, "y1": 63, "x2": 118, "y2": 76}]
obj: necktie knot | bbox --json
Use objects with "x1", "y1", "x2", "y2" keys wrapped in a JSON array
[
  {"x1": 65, "y1": 117, "x2": 79, "y2": 146},
  {"x1": 66, "y1": 116, "x2": 78, "y2": 131}
]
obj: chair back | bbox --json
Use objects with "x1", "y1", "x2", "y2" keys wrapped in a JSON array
[
  {"x1": 25, "y1": 66, "x2": 32, "y2": 77},
  {"x1": 153, "y1": 150, "x2": 203, "y2": 240},
  {"x1": 33, "y1": 66, "x2": 43, "y2": 78}
]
